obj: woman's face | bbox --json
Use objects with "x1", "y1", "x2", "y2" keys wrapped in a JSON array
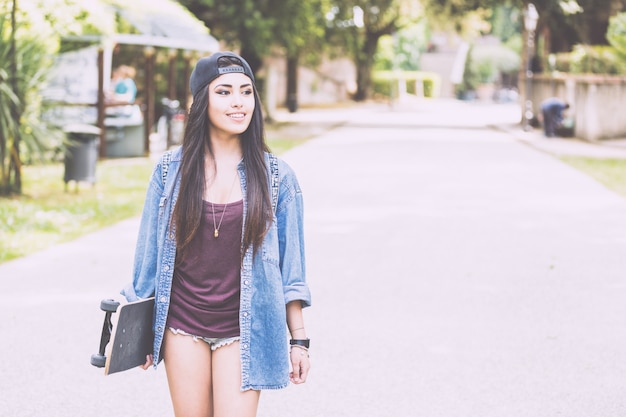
[{"x1": 207, "y1": 72, "x2": 255, "y2": 139}]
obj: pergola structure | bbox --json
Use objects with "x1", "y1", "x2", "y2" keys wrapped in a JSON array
[{"x1": 63, "y1": 0, "x2": 219, "y2": 157}]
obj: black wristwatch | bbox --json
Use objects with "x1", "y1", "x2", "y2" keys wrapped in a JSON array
[{"x1": 289, "y1": 338, "x2": 310, "y2": 349}]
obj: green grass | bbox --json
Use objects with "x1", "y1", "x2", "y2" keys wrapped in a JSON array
[
  {"x1": 0, "y1": 136, "x2": 304, "y2": 264},
  {"x1": 0, "y1": 158, "x2": 155, "y2": 263},
  {"x1": 560, "y1": 156, "x2": 626, "y2": 198},
  {"x1": 267, "y1": 136, "x2": 309, "y2": 154}
]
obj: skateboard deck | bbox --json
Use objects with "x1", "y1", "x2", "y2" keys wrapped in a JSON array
[{"x1": 91, "y1": 297, "x2": 155, "y2": 375}]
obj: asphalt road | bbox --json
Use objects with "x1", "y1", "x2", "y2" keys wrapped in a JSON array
[{"x1": 1, "y1": 100, "x2": 626, "y2": 417}]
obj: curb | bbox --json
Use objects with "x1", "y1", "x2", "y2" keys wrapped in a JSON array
[{"x1": 491, "y1": 123, "x2": 626, "y2": 159}]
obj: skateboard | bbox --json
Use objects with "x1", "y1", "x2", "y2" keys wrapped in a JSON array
[{"x1": 90, "y1": 297, "x2": 155, "y2": 375}]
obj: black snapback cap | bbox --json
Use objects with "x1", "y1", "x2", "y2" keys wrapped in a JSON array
[{"x1": 189, "y1": 51, "x2": 255, "y2": 96}]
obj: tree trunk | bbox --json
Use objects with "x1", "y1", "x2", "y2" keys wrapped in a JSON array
[
  {"x1": 8, "y1": 0, "x2": 21, "y2": 194},
  {"x1": 586, "y1": 7, "x2": 611, "y2": 45},
  {"x1": 354, "y1": 31, "x2": 380, "y2": 102},
  {"x1": 239, "y1": 45, "x2": 263, "y2": 75},
  {"x1": 286, "y1": 54, "x2": 298, "y2": 113},
  {"x1": 239, "y1": 44, "x2": 264, "y2": 96}
]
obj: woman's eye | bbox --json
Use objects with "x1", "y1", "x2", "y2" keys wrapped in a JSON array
[
  {"x1": 216, "y1": 90, "x2": 230, "y2": 95},
  {"x1": 242, "y1": 89, "x2": 253, "y2": 96}
]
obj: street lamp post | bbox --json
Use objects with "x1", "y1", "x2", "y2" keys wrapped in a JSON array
[{"x1": 523, "y1": 3, "x2": 539, "y2": 131}]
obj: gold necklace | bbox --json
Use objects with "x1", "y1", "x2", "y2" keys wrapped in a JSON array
[{"x1": 210, "y1": 173, "x2": 239, "y2": 238}]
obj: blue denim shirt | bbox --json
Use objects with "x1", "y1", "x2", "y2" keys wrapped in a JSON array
[{"x1": 121, "y1": 147, "x2": 311, "y2": 390}]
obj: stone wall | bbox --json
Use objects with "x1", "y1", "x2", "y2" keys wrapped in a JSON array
[{"x1": 529, "y1": 74, "x2": 626, "y2": 141}]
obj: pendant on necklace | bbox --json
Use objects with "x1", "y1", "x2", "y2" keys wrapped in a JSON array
[{"x1": 214, "y1": 229, "x2": 219, "y2": 238}]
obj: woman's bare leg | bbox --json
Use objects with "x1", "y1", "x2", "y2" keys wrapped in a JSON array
[
  {"x1": 211, "y1": 341, "x2": 260, "y2": 417},
  {"x1": 163, "y1": 331, "x2": 214, "y2": 417}
]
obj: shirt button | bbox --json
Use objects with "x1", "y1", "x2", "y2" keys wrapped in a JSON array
[
  {"x1": 243, "y1": 312, "x2": 248, "y2": 317},
  {"x1": 160, "y1": 296, "x2": 167, "y2": 303},
  {"x1": 169, "y1": 233, "x2": 174, "y2": 240},
  {"x1": 163, "y1": 265, "x2": 170, "y2": 271},
  {"x1": 244, "y1": 280, "x2": 250, "y2": 286}
]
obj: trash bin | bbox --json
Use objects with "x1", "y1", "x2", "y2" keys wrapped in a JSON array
[{"x1": 63, "y1": 123, "x2": 101, "y2": 189}]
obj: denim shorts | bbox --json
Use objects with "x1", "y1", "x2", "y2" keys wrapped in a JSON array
[{"x1": 168, "y1": 328, "x2": 240, "y2": 351}]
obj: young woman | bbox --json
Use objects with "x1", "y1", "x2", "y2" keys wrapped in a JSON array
[{"x1": 122, "y1": 51, "x2": 312, "y2": 417}]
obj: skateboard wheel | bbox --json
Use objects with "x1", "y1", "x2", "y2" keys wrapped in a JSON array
[
  {"x1": 100, "y1": 299, "x2": 120, "y2": 312},
  {"x1": 90, "y1": 353, "x2": 106, "y2": 368}
]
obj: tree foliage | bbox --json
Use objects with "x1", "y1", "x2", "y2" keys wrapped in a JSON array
[
  {"x1": 181, "y1": 0, "x2": 422, "y2": 102},
  {"x1": 181, "y1": 0, "x2": 327, "y2": 70},
  {"x1": 607, "y1": 11, "x2": 626, "y2": 59},
  {"x1": 1, "y1": 2, "x2": 53, "y2": 195},
  {"x1": 325, "y1": 0, "x2": 422, "y2": 100},
  {"x1": 422, "y1": 0, "x2": 626, "y2": 52},
  {"x1": 375, "y1": 22, "x2": 429, "y2": 71},
  {"x1": 181, "y1": 0, "x2": 272, "y2": 71},
  {"x1": 0, "y1": 0, "x2": 96, "y2": 195},
  {"x1": 180, "y1": 0, "x2": 328, "y2": 109}
]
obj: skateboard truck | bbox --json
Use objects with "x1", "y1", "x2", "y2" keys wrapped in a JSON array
[
  {"x1": 90, "y1": 299, "x2": 120, "y2": 368},
  {"x1": 90, "y1": 297, "x2": 155, "y2": 374}
]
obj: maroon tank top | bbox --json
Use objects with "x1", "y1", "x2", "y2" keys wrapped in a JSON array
[{"x1": 167, "y1": 199, "x2": 243, "y2": 338}]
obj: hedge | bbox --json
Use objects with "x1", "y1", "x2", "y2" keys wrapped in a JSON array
[{"x1": 372, "y1": 71, "x2": 442, "y2": 99}]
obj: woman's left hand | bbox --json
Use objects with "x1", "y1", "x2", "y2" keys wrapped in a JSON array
[
  {"x1": 139, "y1": 354, "x2": 154, "y2": 370},
  {"x1": 289, "y1": 346, "x2": 310, "y2": 384}
]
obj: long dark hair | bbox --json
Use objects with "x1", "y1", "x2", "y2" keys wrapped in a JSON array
[{"x1": 172, "y1": 56, "x2": 272, "y2": 259}]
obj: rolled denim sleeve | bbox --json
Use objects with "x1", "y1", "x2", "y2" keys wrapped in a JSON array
[
  {"x1": 121, "y1": 162, "x2": 164, "y2": 302},
  {"x1": 276, "y1": 161, "x2": 311, "y2": 308}
]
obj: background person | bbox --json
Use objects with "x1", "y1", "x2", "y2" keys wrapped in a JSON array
[
  {"x1": 108, "y1": 64, "x2": 137, "y2": 105},
  {"x1": 121, "y1": 51, "x2": 312, "y2": 417},
  {"x1": 541, "y1": 97, "x2": 570, "y2": 137}
]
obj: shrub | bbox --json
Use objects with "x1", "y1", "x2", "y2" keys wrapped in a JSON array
[
  {"x1": 555, "y1": 44, "x2": 626, "y2": 75},
  {"x1": 456, "y1": 41, "x2": 520, "y2": 97},
  {"x1": 470, "y1": 43, "x2": 521, "y2": 83},
  {"x1": 607, "y1": 12, "x2": 626, "y2": 60},
  {"x1": 372, "y1": 71, "x2": 441, "y2": 99}
]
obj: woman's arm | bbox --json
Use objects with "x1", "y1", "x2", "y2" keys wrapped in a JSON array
[
  {"x1": 276, "y1": 164, "x2": 311, "y2": 307},
  {"x1": 276, "y1": 160, "x2": 312, "y2": 383},
  {"x1": 287, "y1": 300, "x2": 310, "y2": 384}
]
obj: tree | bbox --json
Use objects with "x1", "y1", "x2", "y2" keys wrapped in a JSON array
[
  {"x1": 1, "y1": 1, "x2": 59, "y2": 195},
  {"x1": 181, "y1": 0, "x2": 424, "y2": 103},
  {"x1": 570, "y1": 0, "x2": 624, "y2": 44},
  {"x1": 272, "y1": 0, "x2": 328, "y2": 111},
  {"x1": 0, "y1": 1, "x2": 22, "y2": 195},
  {"x1": 607, "y1": 11, "x2": 626, "y2": 58},
  {"x1": 182, "y1": 0, "x2": 274, "y2": 73},
  {"x1": 375, "y1": 22, "x2": 429, "y2": 71},
  {"x1": 181, "y1": 0, "x2": 328, "y2": 111},
  {"x1": 421, "y1": 0, "x2": 626, "y2": 53},
  {"x1": 0, "y1": 0, "x2": 100, "y2": 195},
  {"x1": 325, "y1": 0, "x2": 421, "y2": 101}
]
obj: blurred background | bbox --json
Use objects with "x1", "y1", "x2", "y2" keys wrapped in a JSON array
[{"x1": 2, "y1": 0, "x2": 626, "y2": 260}]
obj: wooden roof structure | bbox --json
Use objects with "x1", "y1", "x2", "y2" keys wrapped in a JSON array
[{"x1": 63, "y1": 0, "x2": 220, "y2": 157}]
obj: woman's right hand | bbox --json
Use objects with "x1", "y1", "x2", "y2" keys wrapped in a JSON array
[{"x1": 139, "y1": 354, "x2": 154, "y2": 370}]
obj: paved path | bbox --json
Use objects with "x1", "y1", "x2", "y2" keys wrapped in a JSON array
[{"x1": 1, "y1": 100, "x2": 626, "y2": 416}]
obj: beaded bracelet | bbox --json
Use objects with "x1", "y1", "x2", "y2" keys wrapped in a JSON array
[
  {"x1": 290, "y1": 344, "x2": 310, "y2": 357},
  {"x1": 290, "y1": 344, "x2": 308, "y2": 351}
]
